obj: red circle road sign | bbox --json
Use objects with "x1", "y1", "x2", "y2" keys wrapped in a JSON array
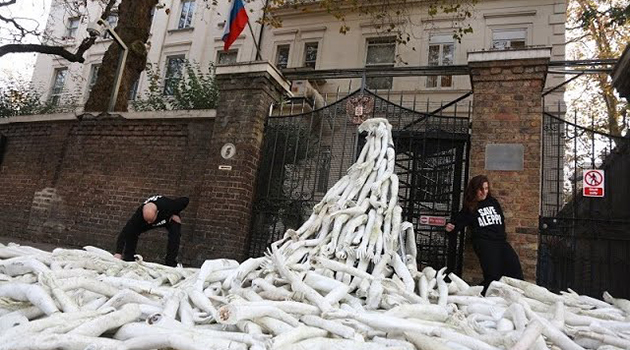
[{"x1": 584, "y1": 170, "x2": 603, "y2": 187}]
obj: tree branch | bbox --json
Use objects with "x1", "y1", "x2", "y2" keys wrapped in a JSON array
[
  {"x1": 0, "y1": 43, "x2": 86, "y2": 62},
  {"x1": 0, "y1": 0, "x2": 16, "y2": 8}
]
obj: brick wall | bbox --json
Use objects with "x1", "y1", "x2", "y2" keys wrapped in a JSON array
[
  {"x1": 0, "y1": 63, "x2": 288, "y2": 266},
  {"x1": 465, "y1": 52, "x2": 549, "y2": 283},
  {"x1": 0, "y1": 114, "x2": 215, "y2": 265}
]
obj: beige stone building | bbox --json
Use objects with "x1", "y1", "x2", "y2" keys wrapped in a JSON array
[
  {"x1": 31, "y1": 0, "x2": 265, "y2": 107},
  {"x1": 31, "y1": 0, "x2": 565, "y2": 110}
]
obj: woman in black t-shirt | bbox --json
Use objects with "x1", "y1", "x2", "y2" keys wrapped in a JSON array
[{"x1": 446, "y1": 175, "x2": 523, "y2": 294}]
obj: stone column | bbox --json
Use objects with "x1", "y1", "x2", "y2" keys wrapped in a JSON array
[
  {"x1": 190, "y1": 62, "x2": 290, "y2": 264},
  {"x1": 465, "y1": 48, "x2": 551, "y2": 283}
]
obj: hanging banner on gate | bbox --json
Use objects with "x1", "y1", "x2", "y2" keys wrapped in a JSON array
[
  {"x1": 419, "y1": 215, "x2": 448, "y2": 226},
  {"x1": 583, "y1": 169, "x2": 604, "y2": 198}
]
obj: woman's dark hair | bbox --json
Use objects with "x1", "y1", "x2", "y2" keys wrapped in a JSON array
[{"x1": 463, "y1": 175, "x2": 491, "y2": 212}]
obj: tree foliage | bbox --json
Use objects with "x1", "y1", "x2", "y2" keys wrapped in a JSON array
[
  {"x1": 0, "y1": 79, "x2": 82, "y2": 118},
  {"x1": 132, "y1": 60, "x2": 219, "y2": 111},
  {"x1": 567, "y1": 0, "x2": 630, "y2": 137}
]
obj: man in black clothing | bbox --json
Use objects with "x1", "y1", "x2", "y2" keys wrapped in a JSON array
[{"x1": 114, "y1": 195, "x2": 189, "y2": 267}]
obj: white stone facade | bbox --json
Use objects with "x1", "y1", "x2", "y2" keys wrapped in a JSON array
[{"x1": 31, "y1": 0, "x2": 566, "y2": 109}]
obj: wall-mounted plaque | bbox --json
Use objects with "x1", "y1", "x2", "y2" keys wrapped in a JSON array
[{"x1": 485, "y1": 144, "x2": 524, "y2": 171}]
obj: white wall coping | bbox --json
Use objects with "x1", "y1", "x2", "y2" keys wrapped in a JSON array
[
  {"x1": 0, "y1": 113, "x2": 76, "y2": 124},
  {"x1": 0, "y1": 109, "x2": 216, "y2": 125},
  {"x1": 124, "y1": 109, "x2": 216, "y2": 120},
  {"x1": 468, "y1": 47, "x2": 552, "y2": 63},
  {"x1": 215, "y1": 61, "x2": 293, "y2": 96}
]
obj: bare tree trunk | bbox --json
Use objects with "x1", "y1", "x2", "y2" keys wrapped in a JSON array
[{"x1": 84, "y1": 0, "x2": 157, "y2": 112}]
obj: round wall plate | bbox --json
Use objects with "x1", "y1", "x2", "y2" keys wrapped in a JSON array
[{"x1": 221, "y1": 143, "x2": 236, "y2": 160}]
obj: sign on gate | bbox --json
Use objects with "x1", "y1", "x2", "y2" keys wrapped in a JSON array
[
  {"x1": 583, "y1": 169, "x2": 605, "y2": 198},
  {"x1": 419, "y1": 215, "x2": 448, "y2": 226}
]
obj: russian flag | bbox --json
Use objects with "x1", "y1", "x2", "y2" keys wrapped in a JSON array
[{"x1": 222, "y1": 0, "x2": 248, "y2": 51}]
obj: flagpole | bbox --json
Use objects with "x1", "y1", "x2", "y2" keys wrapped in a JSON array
[{"x1": 247, "y1": 20, "x2": 263, "y2": 61}]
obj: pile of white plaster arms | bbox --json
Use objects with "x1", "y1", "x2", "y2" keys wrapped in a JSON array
[{"x1": 1, "y1": 118, "x2": 629, "y2": 350}]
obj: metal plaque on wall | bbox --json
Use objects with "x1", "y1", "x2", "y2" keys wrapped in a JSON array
[{"x1": 485, "y1": 144, "x2": 524, "y2": 171}]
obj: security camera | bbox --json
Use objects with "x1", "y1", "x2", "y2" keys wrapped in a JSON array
[{"x1": 86, "y1": 20, "x2": 103, "y2": 37}]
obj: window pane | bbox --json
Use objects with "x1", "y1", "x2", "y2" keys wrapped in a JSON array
[
  {"x1": 426, "y1": 76, "x2": 437, "y2": 88},
  {"x1": 179, "y1": 0, "x2": 195, "y2": 29},
  {"x1": 52, "y1": 69, "x2": 67, "y2": 94},
  {"x1": 164, "y1": 56, "x2": 185, "y2": 95},
  {"x1": 218, "y1": 50, "x2": 238, "y2": 64},
  {"x1": 441, "y1": 75, "x2": 452, "y2": 87},
  {"x1": 128, "y1": 78, "x2": 139, "y2": 100},
  {"x1": 51, "y1": 68, "x2": 67, "y2": 105},
  {"x1": 88, "y1": 64, "x2": 100, "y2": 92},
  {"x1": 304, "y1": 42, "x2": 318, "y2": 68},
  {"x1": 276, "y1": 45, "x2": 290, "y2": 69},
  {"x1": 510, "y1": 40, "x2": 526, "y2": 49},
  {"x1": 366, "y1": 76, "x2": 393, "y2": 90},
  {"x1": 66, "y1": 18, "x2": 79, "y2": 38},
  {"x1": 492, "y1": 39, "x2": 507, "y2": 50},
  {"x1": 428, "y1": 45, "x2": 440, "y2": 66},
  {"x1": 442, "y1": 43, "x2": 454, "y2": 65},
  {"x1": 366, "y1": 39, "x2": 395, "y2": 65}
]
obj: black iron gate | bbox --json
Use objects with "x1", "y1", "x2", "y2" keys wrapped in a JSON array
[
  {"x1": 248, "y1": 89, "x2": 471, "y2": 273},
  {"x1": 538, "y1": 111, "x2": 630, "y2": 298}
]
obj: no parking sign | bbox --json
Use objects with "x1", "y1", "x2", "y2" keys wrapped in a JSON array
[{"x1": 583, "y1": 169, "x2": 604, "y2": 198}]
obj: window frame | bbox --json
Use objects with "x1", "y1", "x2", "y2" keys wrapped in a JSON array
[
  {"x1": 303, "y1": 42, "x2": 319, "y2": 69},
  {"x1": 50, "y1": 68, "x2": 68, "y2": 106},
  {"x1": 163, "y1": 55, "x2": 186, "y2": 96},
  {"x1": 178, "y1": 0, "x2": 196, "y2": 29},
  {"x1": 86, "y1": 64, "x2": 101, "y2": 95},
  {"x1": 491, "y1": 28, "x2": 527, "y2": 50},
  {"x1": 364, "y1": 37, "x2": 396, "y2": 90},
  {"x1": 65, "y1": 17, "x2": 80, "y2": 39},
  {"x1": 275, "y1": 44, "x2": 291, "y2": 70},
  {"x1": 426, "y1": 34, "x2": 455, "y2": 89}
]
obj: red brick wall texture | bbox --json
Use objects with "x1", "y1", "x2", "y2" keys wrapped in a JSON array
[
  {"x1": 464, "y1": 58, "x2": 548, "y2": 284},
  {"x1": 0, "y1": 116, "x2": 217, "y2": 265},
  {"x1": 0, "y1": 69, "x2": 287, "y2": 267}
]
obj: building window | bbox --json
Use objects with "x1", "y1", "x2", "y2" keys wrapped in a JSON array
[
  {"x1": 303, "y1": 42, "x2": 318, "y2": 69},
  {"x1": 426, "y1": 34, "x2": 454, "y2": 88},
  {"x1": 102, "y1": 13, "x2": 118, "y2": 38},
  {"x1": 178, "y1": 0, "x2": 195, "y2": 29},
  {"x1": 365, "y1": 37, "x2": 396, "y2": 90},
  {"x1": 86, "y1": 64, "x2": 100, "y2": 95},
  {"x1": 50, "y1": 68, "x2": 68, "y2": 106},
  {"x1": 128, "y1": 78, "x2": 139, "y2": 100},
  {"x1": 492, "y1": 28, "x2": 526, "y2": 49},
  {"x1": 217, "y1": 50, "x2": 238, "y2": 65},
  {"x1": 65, "y1": 17, "x2": 80, "y2": 39},
  {"x1": 163, "y1": 55, "x2": 185, "y2": 95},
  {"x1": 275, "y1": 44, "x2": 290, "y2": 69}
]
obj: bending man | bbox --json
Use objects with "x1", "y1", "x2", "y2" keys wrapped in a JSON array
[{"x1": 114, "y1": 195, "x2": 189, "y2": 267}]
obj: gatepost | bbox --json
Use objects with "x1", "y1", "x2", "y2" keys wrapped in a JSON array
[
  {"x1": 466, "y1": 48, "x2": 551, "y2": 283},
  {"x1": 191, "y1": 62, "x2": 291, "y2": 264}
]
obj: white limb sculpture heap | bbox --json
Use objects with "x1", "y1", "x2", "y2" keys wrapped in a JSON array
[{"x1": 0, "y1": 118, "x2": 629, "y2": 350}]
